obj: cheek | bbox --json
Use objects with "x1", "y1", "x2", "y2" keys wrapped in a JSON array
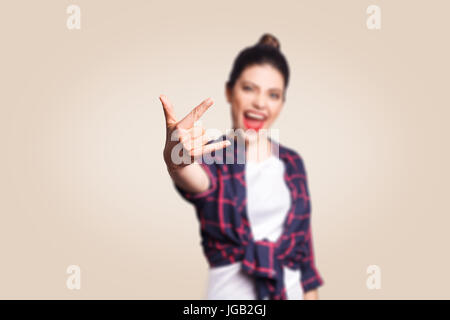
[
  {"x1": 230, "y1": 103, "x2": 243, "y2": 124},
  {"x1": 269, "y1": 103, "x2": 283, "y2": 119},
  {"x1": 232, "y1": 94, "x2": 247, "y2": 114},
  {"x1": 235, "y1": 90, "x2": 253, "y2": 106}
]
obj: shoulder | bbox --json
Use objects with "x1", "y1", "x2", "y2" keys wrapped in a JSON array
[
  {"x1": 277, "y1": 141, "x2": 307, "y2": 174},
  {"x1": 278, "y1": 142, "x2": 301, "y2": 158}
]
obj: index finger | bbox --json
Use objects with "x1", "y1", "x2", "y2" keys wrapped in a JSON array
[
  {"x1": 178, "y1": 97, "x2": 214, "y2": 129},
  {"x1": 159, "y1": 94, "x2": 178, "y2": 127}
]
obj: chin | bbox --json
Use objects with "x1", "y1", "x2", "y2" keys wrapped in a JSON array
[{"x1": 236, "y1": 125, "x2": 270, "y2": 143}]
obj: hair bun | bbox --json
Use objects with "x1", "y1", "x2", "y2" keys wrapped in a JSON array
[{"x1": 257, "y1": 33, "x2": 281, "y2": 50}]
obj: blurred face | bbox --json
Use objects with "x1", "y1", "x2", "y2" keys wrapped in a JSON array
[{"x1": 226, "y1": 63, "x2": 285, "y2": 140}]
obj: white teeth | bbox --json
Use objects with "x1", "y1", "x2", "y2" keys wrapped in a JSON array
[{"x1": 245, "y1": 111, "x2": 265, "y2": 120}]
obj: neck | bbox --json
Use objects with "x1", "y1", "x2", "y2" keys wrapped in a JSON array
[{"x1": 245, "y1": 133, "x2": 272, "y2": 163}]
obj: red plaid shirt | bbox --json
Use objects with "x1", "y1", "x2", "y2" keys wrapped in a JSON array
[{"x1": 174, "y1": 134, "x2": 324, "y2": 299}]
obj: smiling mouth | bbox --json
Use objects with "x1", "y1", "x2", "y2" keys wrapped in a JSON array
[{"x1": 243, "y1": 111, "x2": 267, "y2": 131}]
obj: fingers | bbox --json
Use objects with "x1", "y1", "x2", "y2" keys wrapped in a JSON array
[
  {"x1": 190, "y1": 140, "x2": 231, "y2": 158},
  {"x1": 159, "y1": 94, "x2": 177, "y2": 127},
  {"x1": 177, "y1": 126, "x2": 230, "y2": 157},
  {"x1": 181, "y1": 130, "x2": 210, "y2": 151},
  {"x1": 178, "y1": 125, "x2": 207, "y2": 150},
  {"x1": 179, "y1": 126, "x2": 204, "y2": 142},
  {"x1": 178, "y1": 97, "x2": 214, "y2": 129}
]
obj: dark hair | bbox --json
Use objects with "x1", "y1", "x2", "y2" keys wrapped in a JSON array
[{"x1": 226, "y1": 33, "x2": 290, "y2": 97}]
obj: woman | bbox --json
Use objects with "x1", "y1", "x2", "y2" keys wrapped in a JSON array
[{"x1": 159, "y1": 34, "x2": 324, "y2": 300}]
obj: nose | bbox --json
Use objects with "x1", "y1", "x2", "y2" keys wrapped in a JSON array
[{"x1": 253, "y1": 94, "x2": 267, "y2": 110}]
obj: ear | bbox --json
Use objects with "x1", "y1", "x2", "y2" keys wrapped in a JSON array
[{"x1": 225, "y1": 83, "x2": 232, "y2": 103}]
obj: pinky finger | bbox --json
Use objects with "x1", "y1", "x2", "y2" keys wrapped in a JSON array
[{"x1": 191, "y1": 140, "x2": 231, "y2": 158}]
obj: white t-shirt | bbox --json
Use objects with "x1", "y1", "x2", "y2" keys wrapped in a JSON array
[{"x1": 206, "y1": 155, "x2": 304, "y2": 300}]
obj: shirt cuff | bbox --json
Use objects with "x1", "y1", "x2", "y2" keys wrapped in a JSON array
[
  {"x1": 173, "y1": 162, "x2": 217, "y2": 204},
  {"x1": 301, "y1": 271, "x2": 324, "y2": 293}
]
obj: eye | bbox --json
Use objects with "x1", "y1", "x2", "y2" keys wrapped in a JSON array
[
  {"x1": 243, "y1": 85, "x2": 252, "y2": 91},
  {"x1": 270, "y1": 93, "x2": 280, "y2": 99}
]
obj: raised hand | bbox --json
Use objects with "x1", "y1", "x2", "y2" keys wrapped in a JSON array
[{"x1": 159, "y1": 94, "x2": 230, "y2": 172}]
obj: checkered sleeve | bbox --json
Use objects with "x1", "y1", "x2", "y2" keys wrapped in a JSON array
[
  {"x1": 173, "y1": 161, "x2": 218, "y2": 207},
  {"x1": 172, "y1": 138, "x2": 223, "y2": 207},
  {"x1": 296, "y1": 155, "x2": 325, "y2": 293}
]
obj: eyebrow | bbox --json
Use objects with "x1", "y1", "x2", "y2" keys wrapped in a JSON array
[{"x1": 241, "y1": 80, "x2": 282, "y2": 92}]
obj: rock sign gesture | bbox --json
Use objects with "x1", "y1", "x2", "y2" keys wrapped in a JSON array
[{"x1": 159, "y1": 94, "x2": 230, "y2": 173}]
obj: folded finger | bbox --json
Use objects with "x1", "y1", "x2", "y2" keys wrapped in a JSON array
[
  {"x1": 190, "y1": 140, "x2": 231, "y2": 157},
  {"x1": 182, "y1": 132, "x2": 211, "y2": 151}
]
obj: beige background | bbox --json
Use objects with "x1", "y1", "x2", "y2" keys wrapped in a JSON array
[{"x1": 1, "y1": 0, "x2": 449, "y2": 299}]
